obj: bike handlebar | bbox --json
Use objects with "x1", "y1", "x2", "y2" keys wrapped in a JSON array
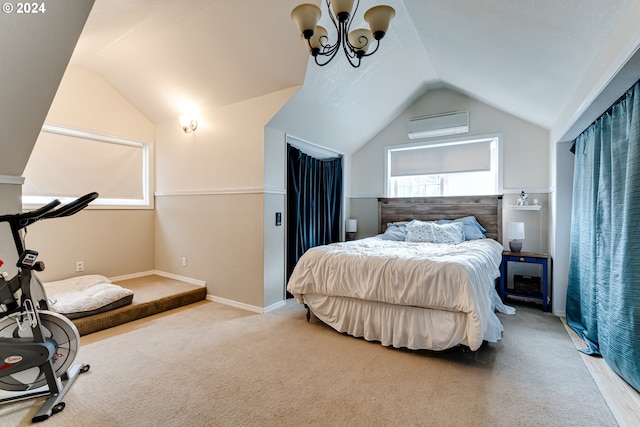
[
  {"x1": 42, "y1": 192, "x2": 99, "y2": 219},
  {"x1": 0, "y1": 192, "x2": 99, "y2": 256},
  {"x1": 0, "y1": 199, "x2": 61, "y2": 227},
  {"x1": 0, "y1": 192, "x2": 99, "y2": 230},
  {"x1": 0, "y1": 193, "x2": 100, "y2": 315}
]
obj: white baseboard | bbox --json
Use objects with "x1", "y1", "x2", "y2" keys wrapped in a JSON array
[
  {"x1": 109, "y1": 270, "x2": 206, "y2": 287},
  {"x1": 108, "y1": 270, "x2": 156, "y2": 282},
  {"x1": 108, "y1": 270, "x2": 285, "y2": 314},
  {"x1": 152, "y1": 270, "x2": 206, "y2": 286},
  {"x1": 264, "y1": 300, "x2": 286, "y2": 313},
  {"x1": 206, "y1": 295, "x2": 285, "y2": 314}
]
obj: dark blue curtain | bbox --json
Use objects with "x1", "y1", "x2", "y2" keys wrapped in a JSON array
[
  {"x1": 286, "y1": 145, "x2": 342, "y2": 281},
  {"x1": 567, "y1": 80, "x2": 640, "y2": 392}
]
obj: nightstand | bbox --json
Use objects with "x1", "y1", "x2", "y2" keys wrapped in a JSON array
[{"x1": 499, "y1": 251, "x2": 550, "y2": 312}]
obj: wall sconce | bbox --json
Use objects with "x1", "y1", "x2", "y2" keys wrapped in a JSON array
[{"x1": 180, "y1": 115, "x2": 198, "y2": 133}]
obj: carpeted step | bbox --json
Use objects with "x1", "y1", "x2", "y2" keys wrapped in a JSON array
[{"x1": 71, "y1": 275, "x2": 207, "y2": 336}]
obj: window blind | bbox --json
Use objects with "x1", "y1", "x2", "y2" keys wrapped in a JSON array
[
  {"x1": 389, "y1": 140, "x2": 491, "y2": 177},
  {"x1": 22, "y1": 127, "x2": 145, "y2": 201}
]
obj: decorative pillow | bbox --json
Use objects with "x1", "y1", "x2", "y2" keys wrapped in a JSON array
[
  {"x1": 381, "y1": 222, "x2": 408, "y2": 241},
  {"x1": 405, "y1": 220, "x2": 465, "y2": 244},
  {"x1": 437, "y1": 216, "x2": 487, "y2": 240}
]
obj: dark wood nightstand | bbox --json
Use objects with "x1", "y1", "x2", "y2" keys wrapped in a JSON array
[{"x1": 499, "y1": 251, "x2": 550, "y2": 312}]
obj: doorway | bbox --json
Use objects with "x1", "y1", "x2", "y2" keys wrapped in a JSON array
[{"x1": 285, "y1": 142, "x2": 343, "y2": 296}]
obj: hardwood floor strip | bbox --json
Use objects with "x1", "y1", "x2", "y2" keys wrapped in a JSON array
[{"x1": 562, "y1": 318, "x2": 640, "y2": 427}]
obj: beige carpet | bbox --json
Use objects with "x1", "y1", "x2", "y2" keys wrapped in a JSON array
[{"x1": 0, "y1": 300, "x2": 617, "y2": 426}]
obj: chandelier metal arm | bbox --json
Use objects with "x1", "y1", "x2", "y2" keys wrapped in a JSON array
[
  {"x1": 359, "y1": 38, "x2": 381, "y2": 58},
  {"x1": 321, "y1": 4, "x2": 362, "y2": 68},
  {"x1": 340, "y1": 19, "x2": 363, "y2": 68},
  {"x1": 325, "y1": 0, "x2": 339, "y2": 29},
  {"x1": 310, "y1": 25, "x2": 342, "y2": 67},
  {"x1": 313, "y1": 43, "x2": 340, "y2": 67}
]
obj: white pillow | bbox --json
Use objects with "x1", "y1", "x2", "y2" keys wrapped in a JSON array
[
  {"x1": 47, "y1": 282, "x2": 133, "y2": 316},
  {"x1": 44, "y1": 274, "x2": 112, "y2": 293},
  {"x1": 405, "y1": 220, "x2": 465, "y2": 244}
]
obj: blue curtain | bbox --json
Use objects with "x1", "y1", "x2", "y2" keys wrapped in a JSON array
[
  {"x1": 286, "y1": 145, "x2": 343, "y2": 281},
  {"x1": 567, "y1": 80, "x2": 640, "y2": 392}
]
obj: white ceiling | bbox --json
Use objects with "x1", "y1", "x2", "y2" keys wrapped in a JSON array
[
  {"x1": 68, "y1": 0, "x2": 640, "y2": 153},
  {"x1": 70, "y1": 0, "x2": 309, "y2": 122}
]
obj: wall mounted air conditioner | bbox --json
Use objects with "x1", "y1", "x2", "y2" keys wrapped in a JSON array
[{"x1": 407, "y1": 110, "x2": 469, "y2": 139}]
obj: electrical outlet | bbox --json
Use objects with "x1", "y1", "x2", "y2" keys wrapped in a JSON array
[
  {"x1": 181, "y1": 257, "x2": 187, "y2": 267},
  {"x1": 76, "y1": 261, "x2": 84, "y2": 272}
]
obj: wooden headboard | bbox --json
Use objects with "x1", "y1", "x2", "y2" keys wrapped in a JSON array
[{"x1": 378, "y1": 195, "x2": 503, "y2": 243}]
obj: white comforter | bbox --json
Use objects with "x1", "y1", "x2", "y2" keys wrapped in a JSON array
[{"x1": 287, "y1": 237, "x2": 505, "y2": 350}]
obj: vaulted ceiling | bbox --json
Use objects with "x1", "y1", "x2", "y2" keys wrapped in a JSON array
[{"x1": 29, "y1": 1, "x2": 640, "y2": 155}]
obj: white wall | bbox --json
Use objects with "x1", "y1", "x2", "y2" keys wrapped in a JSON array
[
  {"x1": 45, "y1": 66, "x2": 155, "y2": 143},
  {"x1": 350, "y1": 88, "x2": 550, "y2": 250},
  {"x1": 0, "y1": 183, "x2": 25, "y2": 278},
  {"x1": 24, "y1": 66, "x2": 156, "y2": 281},
  {"x1": 154, "y1": 87, "x2": 296, "y2": 309},
  {"x1": 550, "y1": 141, "x2": 575, "y2": 316},
  {"x1": 263, "y1": 126, "x2": 287, "y2": 306}
]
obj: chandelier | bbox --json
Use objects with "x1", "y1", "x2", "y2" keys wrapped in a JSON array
[{"x1": 291, "y1": 1, "x2": 395, "y2": 68}]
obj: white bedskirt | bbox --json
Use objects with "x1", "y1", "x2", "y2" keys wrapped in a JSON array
[{"x1": 304, "y1": 292, "x2": 508, "y2": 351}]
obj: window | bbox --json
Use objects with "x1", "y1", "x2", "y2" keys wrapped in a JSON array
[
  {"x1": 386, "y1": 135, "x2": 501, "y2": 197},
  {"x1": 22, "y1": 125, "x2": 152, "y2": 208}
]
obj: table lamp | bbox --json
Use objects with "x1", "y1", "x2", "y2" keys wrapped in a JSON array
[
  {"x1": 346, "y1": 219, "x2": 357, "y2": 241},
  {"x1": 507, "y1": 221, "x2": 525, "y2": 252}
]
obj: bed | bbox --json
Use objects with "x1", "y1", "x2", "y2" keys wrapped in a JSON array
[{"x1": 286, "y1": 195, "x2": 513, "y2": 351}]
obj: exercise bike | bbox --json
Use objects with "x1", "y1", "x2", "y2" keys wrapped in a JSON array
[{"x1": 0, "y1": 192, "x2": 98, "y2": 423}]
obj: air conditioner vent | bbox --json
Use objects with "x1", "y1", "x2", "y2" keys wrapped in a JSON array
[{"x1": 408, "y1": 111, "x2": 469, "y2": 139}]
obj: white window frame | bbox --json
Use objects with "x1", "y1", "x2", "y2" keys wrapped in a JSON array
[
  {"x1": 22, "y1": 125, "x2": 153, "y2": 209},
  {"x1": 384, "y1": 133, "x2": 503, "y2": 197}
]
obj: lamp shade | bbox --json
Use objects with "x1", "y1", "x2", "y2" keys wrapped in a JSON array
[
  {"x1": 331, "y1": 0, "x2": 356, "y2": 17},
  {"x1": 364, "y1": 5, "x2": 395, "y2": 39},
  {"x1": 348, "y1": 28, "x2": 373, "y2": 53},
  {"x1": 309, "y1": 25, "x2": 328, "y2": 50},
  {"x1": 507, "y1": 222, "x2": 525, "y2": 240},
  {"x1": 291, "y1": 3, "x2": 321, "y2": 36},
  {"x1": 346, "y1": 218, "x2": 357, "y2": 233}
]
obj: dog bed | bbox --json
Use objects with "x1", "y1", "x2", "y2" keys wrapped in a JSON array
[{"x1": 44, "y1": 274, "x2": 134, "y2": 320}]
